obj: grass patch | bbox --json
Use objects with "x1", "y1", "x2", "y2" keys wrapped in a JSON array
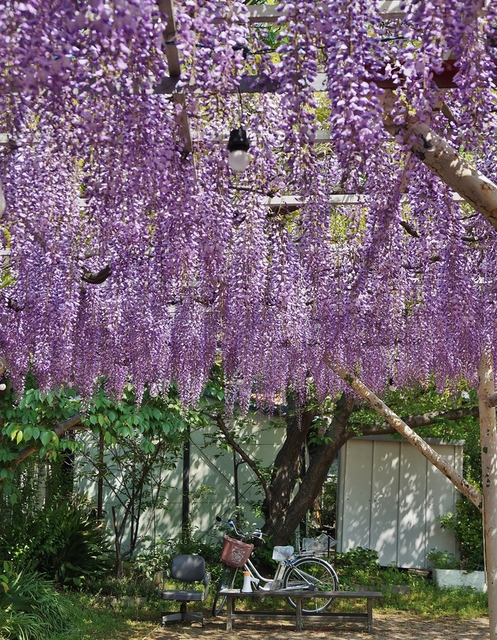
[
  {"x1": 49, "y1": 592, "x2": 160, "y2": 640},
  {"x1": 379, "y1": 580, "x2": 488, "y2": 618}
]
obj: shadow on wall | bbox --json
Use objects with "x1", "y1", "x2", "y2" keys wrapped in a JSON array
[{"x1": 337, "y1": 436, "x2": 462, "y2": 569}]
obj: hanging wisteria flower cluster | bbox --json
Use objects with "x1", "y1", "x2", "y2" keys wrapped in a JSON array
[{"x1": 0, "y1": 0, "x2": 496, "y2": 407}]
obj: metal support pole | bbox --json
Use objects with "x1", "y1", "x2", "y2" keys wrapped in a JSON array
[{"x1": 182, "y1": 427, "x2": 191, "y2": 542}]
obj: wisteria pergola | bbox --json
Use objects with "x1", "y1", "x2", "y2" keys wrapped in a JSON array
[{"x1": 1, "y1": 0, "x2": 497, "y2": 632}]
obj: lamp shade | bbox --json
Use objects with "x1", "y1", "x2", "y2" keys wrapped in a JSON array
[{"x1": 227, "y1": 127, "x2": 250, "y2": 173}]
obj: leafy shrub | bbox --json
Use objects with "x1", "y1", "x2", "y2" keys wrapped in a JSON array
[
  {"x1": 0, "y1": 495, "x2": 113, "y2": 587},
  {"x1": 334, "y1": 547, "x2": 409, "y2": 587},
  {"x1": 0, "y1": 562, "x2": 71, "y2": 640},
  {"x1": 438, "y1": 498, "x2": 483, "y2": 571},
  {"x1": 426, "y1": 549, "x2": 459, "y2": 570},
  {"x1": 84, "y1": 573, "x2": 159, "y2": 599},
  {"x1": 0, "y1": 609, "x2": 45, "y2": 640},
  {"x1": 133, "y1": 534, "x2": 223, "y2": 583}
]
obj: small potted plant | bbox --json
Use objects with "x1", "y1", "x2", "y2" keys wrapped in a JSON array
[{"x1": 427, "y1": 549, "x2": 487, "y2": 592}]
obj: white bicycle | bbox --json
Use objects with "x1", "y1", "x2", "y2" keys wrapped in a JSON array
[{"x1": 212, "y1": 516, "x2": 339, "y2": 616}]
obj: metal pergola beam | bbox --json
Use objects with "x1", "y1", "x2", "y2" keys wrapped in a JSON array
[{"x1": 247, "y1": 1, "x2": 407, "y2": 23}]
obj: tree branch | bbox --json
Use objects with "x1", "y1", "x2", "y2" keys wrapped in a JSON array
[
  {"x1": 81, "y1": 265, "x2": 111, "y2": 284},
  {"x1": 215, "y1": 414, "x2": 271, "y2": 497},
  {"x1": 356, "y1": 405, "x2": 479, "y2": 436},
  {"x1": 15, "y1": 413, "x2": 83, "y2": 467}
]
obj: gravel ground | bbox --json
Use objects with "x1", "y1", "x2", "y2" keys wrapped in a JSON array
[{"x1": 147, "y1": 613, "x2": 490, "y2": 640}]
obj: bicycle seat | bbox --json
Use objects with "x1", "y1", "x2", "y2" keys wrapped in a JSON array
[{"x1": 272, "y1": 545, "x2": 294, "y2": 561}]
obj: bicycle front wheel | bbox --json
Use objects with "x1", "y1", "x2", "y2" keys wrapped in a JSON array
[
  {"x1": 212, "y1": 565, "x2": 238, "y2": 616},
  {"x1": 282, "y1": 556, "x2": 338, "y2": 613}
]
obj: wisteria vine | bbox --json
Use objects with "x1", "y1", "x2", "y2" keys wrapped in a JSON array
[{"x1": 0, "y1": 0, "x2": 496, "y2": 407}]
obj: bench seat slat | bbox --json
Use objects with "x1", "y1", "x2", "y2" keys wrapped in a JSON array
[{"x1": 223, "y1": 589, "x2": 382, "y2": 633}]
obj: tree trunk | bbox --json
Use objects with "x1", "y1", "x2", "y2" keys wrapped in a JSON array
[
  {"x1": 478, "y1": 347, "x2": 497, "y2": 640},
  {"x1": 263, "y1": 394, "x2": 355, "y2": 545},
  {"x1": 381, "y1": 92, "x2": 497, "y2": 231},
  {"x1": 262, "y1": 408, "x2": 314, "y2": 538}
]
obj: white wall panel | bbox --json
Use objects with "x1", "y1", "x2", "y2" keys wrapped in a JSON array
[
  {"x1": 338, "y1": 439, "x2": 373, "y2": 551},
  {"x1": 337, "y1": 436, "x2": 463, "y2": 569},
  {"x1": 398, "y1": 443, "x2": 428, "y2": 567},
  {"x1": 371, "y1": 441, "x2": 401, "y2": 565}
]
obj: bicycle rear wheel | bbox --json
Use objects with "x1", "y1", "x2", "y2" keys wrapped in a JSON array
[
  {"x1": 282, "y1": 556, "x2": 338, "y2": 613},
  {"x1": 212, "y1": 565, "x2": 238, "y2": 616}
]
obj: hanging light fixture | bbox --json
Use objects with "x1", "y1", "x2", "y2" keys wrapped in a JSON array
[
  {"x1": 227, "y1": 127, "x2": 250, "y2": 173},
  {"x1": 0, "y1": 184, "x2": 5, "y2": 217}
]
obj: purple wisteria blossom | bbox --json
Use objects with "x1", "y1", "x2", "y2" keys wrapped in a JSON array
[{"x1": 0, "y1": 0, "x2": 495, "y2": 405}]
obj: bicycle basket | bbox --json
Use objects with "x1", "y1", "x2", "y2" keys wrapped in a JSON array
[
  {"x1": 221, "y1": 535, "x2": 254, "y2": 568},
  {"x1": 302, "y1": 533, "x2": 336, "y2": 555}
]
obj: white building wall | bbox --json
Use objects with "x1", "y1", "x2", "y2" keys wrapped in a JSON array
[
  {"x1": 336, "y1": 436, "x2": 463, "y2": 569},
  {"x1": 76, "y1": 415, "x2": 287, "y2": 551}
]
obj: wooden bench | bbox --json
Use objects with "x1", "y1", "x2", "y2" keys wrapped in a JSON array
[{"x1": 221, "y1": 589, "x2": 383, "y2": 633}]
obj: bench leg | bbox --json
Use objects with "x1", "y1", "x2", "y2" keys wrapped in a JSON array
[
  {"x1": 226, "y1": 596, "x2": 234, "y2": 632},
  {"x1": 367, "y1": 597, "x2": 373, "y2": 633},
  {"x1": 295, "y1": 597, "x2": 303, "y2": 632}
]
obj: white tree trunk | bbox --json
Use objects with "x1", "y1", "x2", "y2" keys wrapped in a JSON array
[
  {"x1": 381, "y1": 91, "x2": 497, "y2": 232},
  {"x1": 407, "y1": 122, "x2": 497, "y2": 230},
  {"x1": 478, "y1": 347, "x2": 497, "y2": 640},
  {"x1": 324, "y1": 356, "x2": 483, "y2": 511}
]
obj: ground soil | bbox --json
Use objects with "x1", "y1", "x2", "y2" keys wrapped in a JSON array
[{"x1": 147, "y1": 613, "x2": 490, "y2": 640}]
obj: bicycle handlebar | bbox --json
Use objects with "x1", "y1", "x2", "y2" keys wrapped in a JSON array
[{"x1": 216, "y1": 515, "x2": 265, "y2": 541}]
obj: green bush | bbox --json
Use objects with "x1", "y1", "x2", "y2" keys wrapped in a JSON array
[
  {"x1": 0, "y1": 609, "x2": 45, "y2": 640},
  {"x1": 0, "y1": 562, "x2": 71, "y2": 640},
  {"x1": 133, "y1": 534, "x2": 222, "y2": 580},
  {"x1": 83, "y1": 573, "x2": 159, "y2": 599},
  {"x1": 438, "y1": 498, "x2": 483, "y2": 571},
  {"x1": 0, "y1": 495, "x2": 113, "y2": 588},
  {"x1": 426, "y1": 548, "x2": 459, "y2": 569},
  {"x1": 334, "y1": 547, "x2": 409, "y2": 587}
]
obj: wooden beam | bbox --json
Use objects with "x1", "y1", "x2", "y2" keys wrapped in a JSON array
[
  {"x1": 403, "y1": 121, "x2": 497, "y2": 231},
  {"x1": 157, "y1": 0, "x2": 193, "y2": 155},
  {"x1": 0, "y1": 134, "x2": 18, "y2": 150},
  {"x1": 155, "y1": 60, "x2": 459, "y2": 95},
  {"x1": 267, "y1": 191, "x2": 464, "y2": 212},
  {"x1": 326, "y1": 355, "x2": 484, "y2": 511},
  {"x1": 157, "y1": 0, "x2": 181, "y2": 77},
  {"x1": 477, "y1": 347, "x2": 497, "y2": 639},
  {"x1": 247, "y1": 1, "x2": 407, "y2": 23}
]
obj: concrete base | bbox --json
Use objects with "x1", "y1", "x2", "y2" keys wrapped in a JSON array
[{"x1": 432, "y1": 569, "x2": 487, "y2": 592}]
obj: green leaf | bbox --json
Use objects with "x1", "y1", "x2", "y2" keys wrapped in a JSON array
[
  {"x1": 23, "y1": 426, "x2": 33, "y2": 441},
  {"x1": 40, "y1": 431, "x2": 52, "y2": 446}
]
